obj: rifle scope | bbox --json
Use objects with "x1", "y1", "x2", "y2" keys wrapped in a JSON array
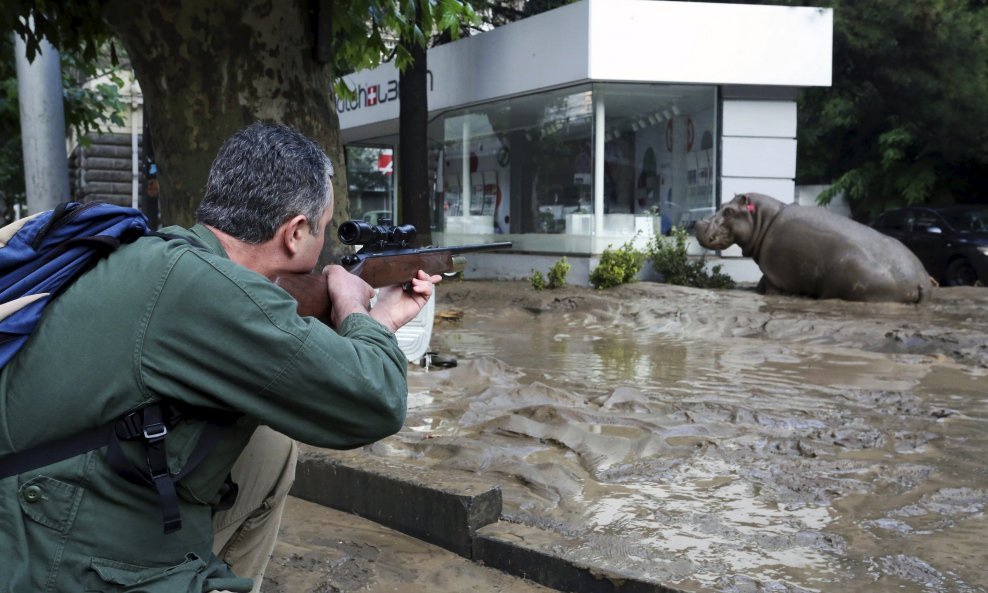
[{"x1": 338, "y1": 219, "x2": 417, "y2": 247}]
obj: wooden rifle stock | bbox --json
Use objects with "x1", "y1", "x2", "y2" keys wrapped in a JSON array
[
  {"x1": 275, "y1": 242, "x2": 511, "y2": 320},
  {"x1": 274, "y1": 273, "x2": 332, "y2": 321}
]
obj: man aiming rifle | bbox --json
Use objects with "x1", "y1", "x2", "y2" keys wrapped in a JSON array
[{"x1": 0, "y1": 122, "x2": 439, "y2": 593}]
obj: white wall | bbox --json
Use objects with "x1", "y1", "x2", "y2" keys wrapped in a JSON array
[
  {"x1": 718, "y1": 98, "x2": 798, "y2": 257},
  {"x1": 720, "y1": 99, "x2": 798, "y2": 205},
  {"x1": 339, "y1": 0, "x2": 834, "y2": 142},
  {"x1": 588, "y1": 0, "x2": 833, "y2": 86}
]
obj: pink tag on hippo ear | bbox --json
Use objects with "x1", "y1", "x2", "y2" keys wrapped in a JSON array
[{"x1": 746, "y1": 203, "x2": 756, "y2": 213}]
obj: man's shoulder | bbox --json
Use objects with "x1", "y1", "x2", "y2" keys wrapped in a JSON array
[{"x1": 149, "y1": 225, "x2": 218, "y2": 253}]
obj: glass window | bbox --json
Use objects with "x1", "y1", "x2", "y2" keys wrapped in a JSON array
[
  {"x1": 345, "y1": 145, "x2": 395, "y2": 224},
  {"x1": 432, "y1": 85, "x2": 596, "y2": 253},
  {"x1": 599, "y1": 83, "x2": 717, "y2": 243},
  {"x1": 423, "y1": 82, "x2": 717, "y2": 255},
  {"x1": 913, "y1": 211, "x2": 944, "y2": 231},
  {"x1": 875, "y1": 209, "x2": 908, "y2": 231},
  {"x1": 942, "y1": 207, "x2": 988, "y2": 232}
]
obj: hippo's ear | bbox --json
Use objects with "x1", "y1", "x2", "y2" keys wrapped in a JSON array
[{"x1": 738, "y1": 193, "x2": 756, "y2": 213}]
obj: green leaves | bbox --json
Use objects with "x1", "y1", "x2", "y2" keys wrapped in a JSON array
[
  {"x1": 645, "y1": 227, "x2": 734, "y2": 290},
  {"x1": 59, "y1": 46, "x2": 127, "y2": 141},
  {"x1": 878, "y1": 126, "x2": 913, "y2": 169},
  {"x1": 331, "y1": 0, "x2": 477, "y2": 96},
  {"x1": 798, "y1": 0, "x2": 988, "y2": 216},
  {"x1": 590, "y1": 237, "x2": 645, "y2": 290},
  {"x1": 3, "y1": 0, "x2": 113, "y2": 65}
]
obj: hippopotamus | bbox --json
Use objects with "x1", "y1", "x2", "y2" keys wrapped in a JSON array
[{"x1": 694, "y1": 193, "x2": 933, "y2": 303}]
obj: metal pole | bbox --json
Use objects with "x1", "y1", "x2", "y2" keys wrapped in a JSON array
[
  {"x1": 131, "y1": 92, "x2": 141, "y2": 209},
  {"x1": 593, "y1": 91, "x2": 605, "y2": 237},
  {"x1": 13, "y1": 28, "x2": 70, "y2": 214},
  {"x1": 461, "y1": 118, "x2": 471, "y2": 219}
]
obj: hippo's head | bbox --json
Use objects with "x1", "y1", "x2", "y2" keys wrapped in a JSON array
[{"x1": 694, "y1": 193, "x2": 766, "y2": 251}]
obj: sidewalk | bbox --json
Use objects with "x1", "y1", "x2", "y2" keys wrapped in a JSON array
[{"x1": 262, "y1": 495, "x2": 556, "y2": 593}]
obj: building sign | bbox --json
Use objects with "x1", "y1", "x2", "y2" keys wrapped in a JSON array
[{"x1": 337, "y1": 71, "x2": 434, "y2": 114}]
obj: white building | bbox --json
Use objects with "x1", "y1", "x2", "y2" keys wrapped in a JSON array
[{"x1": 338, "y1": 0, "x2": 834, "y2": 285}]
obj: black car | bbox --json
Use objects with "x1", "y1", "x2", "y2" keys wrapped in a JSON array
[{"x1": 872, "y1": 204, "x2": 988, "y2": 286}]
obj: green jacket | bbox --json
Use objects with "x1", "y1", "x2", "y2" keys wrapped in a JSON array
[{"x1": 0, "y1": 224, "x2": 409, "y2": 592}]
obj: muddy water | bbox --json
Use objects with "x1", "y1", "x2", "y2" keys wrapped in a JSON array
[{"x1": 367, "y1": 282, "x2": 988, "y2": 593}]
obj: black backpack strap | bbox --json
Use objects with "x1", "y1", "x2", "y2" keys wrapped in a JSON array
[
  {"x1": 0, "y1": 400, "x2": 238, "y2": 534},
  {"x1": 0, "y1": 423, "x2": 115, "y2": 478},
  {"x1": 105, "y1": 402, "x2": 237, "y2": 533},
  {"x1": 137, "y1": 403, "x2": 183, "y2": 534}
]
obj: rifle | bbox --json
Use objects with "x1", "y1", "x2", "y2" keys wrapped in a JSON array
[{"x1": 276, "y1": 219, "x2": 511, "y2": 320}]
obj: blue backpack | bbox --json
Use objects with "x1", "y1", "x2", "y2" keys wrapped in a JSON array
[
  {"x1": 0, "y1": 202, "x2": 234, "y2": 534},
  {"x1": 0, "y1": 201, "x2": 150, "y2": 367}
]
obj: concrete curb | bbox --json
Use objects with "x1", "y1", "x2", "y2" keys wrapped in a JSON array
[
  {"x1": 291, "y1": 447, "x2": 500, "y2": 558},
  {"x1": 290, "y1": 448, "x2": 684, "y2": 593},
  {"x1": 474, "y1": 522, "x2": 684, "y2": 593}
]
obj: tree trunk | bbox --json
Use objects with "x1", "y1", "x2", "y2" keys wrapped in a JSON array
[
  {"x1": 102, "y1": 0, "x2": 351, "y2": 264},
  {"x1": 398, "y1": 32, "x2": 432, "y2": 247}
]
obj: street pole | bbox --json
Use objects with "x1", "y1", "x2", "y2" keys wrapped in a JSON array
[{"x1": 13, "y1": 28, "x2": 70, "y2": 215}]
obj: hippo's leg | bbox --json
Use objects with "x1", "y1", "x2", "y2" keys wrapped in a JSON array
[{"x1": 756, "y1": 276, "x2": 787, "y2": 295}]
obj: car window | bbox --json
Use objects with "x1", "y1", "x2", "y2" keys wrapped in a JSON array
[
  {"x1": 875, "y1": 210, "x2": 908, "y2": 230},
  {"x1": 913, "y1": 212, "x2": 943, "y2": 231},
  {"x1": 942, "y1": 207, "x2": 988, "y2": 232}
]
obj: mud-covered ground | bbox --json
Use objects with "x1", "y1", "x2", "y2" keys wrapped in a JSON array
[{"x1": 279, "y1": 280, "x2": 988, "y2": 593}]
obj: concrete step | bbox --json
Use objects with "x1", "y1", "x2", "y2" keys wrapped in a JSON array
[{"x1": 288, "y1": 447, "x2": 685, "y2": 593}]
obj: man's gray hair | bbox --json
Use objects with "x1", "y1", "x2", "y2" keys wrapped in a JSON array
[{"x1": 197, "y1": 122, "x2": 335, "y2": 244}]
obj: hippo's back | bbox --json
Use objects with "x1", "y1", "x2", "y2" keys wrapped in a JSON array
[{"x1": 773, "y1": 205, "x2": 933, "y2": 303}]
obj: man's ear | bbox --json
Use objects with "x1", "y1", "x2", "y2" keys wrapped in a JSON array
[{"x1": 281, "y1": 214, "x2": 309, "y2": 255}]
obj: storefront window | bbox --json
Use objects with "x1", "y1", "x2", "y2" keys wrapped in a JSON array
[
  {"x1": 426, "y1": 83, "x2": 717, "y2": 254},
  {"x1": 433, "y1": 85, "x2": 596, "y2": 252},
  {"x1": 345, "y1": 145, "x2": 395, "y2": 224},
  {"x1": 598, "y1": 83, "x2": 717, "y2": 242}
]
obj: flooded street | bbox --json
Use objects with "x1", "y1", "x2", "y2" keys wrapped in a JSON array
[{"x1": 363, "y1": 281, "x2": 988, "y2": 593}]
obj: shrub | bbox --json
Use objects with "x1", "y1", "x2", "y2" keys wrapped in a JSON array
[
  {"x1": 530, "y1": 269, "x2": 547, "y2": 291},
  {"x1": 645, "y1": 226, "x2": 735, "y2": 289},
  {"x1": 531, "y1": 257, "x2": 570, "y2": 290},
  {"x1": 589, "y1": 237, "x2": 645, "y2": 289},
  {"x1": 547, "y1": 257, "x2": 570, "y2": 289}
]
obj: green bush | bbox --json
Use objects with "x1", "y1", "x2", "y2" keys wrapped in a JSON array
[
  {"x1": 531, "y1": 257, "x2": 570, "y2": 290},
  {"x1": 530, "y1": 269, "x2": 547, "y2": 291},
  {"x1": 645, "y1": 226, "x2": 735, "y2": 289},
  {"x1": 547, "y1": 257, "x2": 570, "y2": 289},
  {"x1": 589, "y1": 237, "x2": 645, "y2": 289}
]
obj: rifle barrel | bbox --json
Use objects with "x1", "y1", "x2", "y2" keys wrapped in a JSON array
[
  {"x1": 353, "y1": 241, "x2": 513, "y2": 261},
  {"x1": 433, "y1": 242, "x2": 513, "y2": 255}
]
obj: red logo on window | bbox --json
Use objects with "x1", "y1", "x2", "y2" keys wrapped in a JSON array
[{"x1": 377, "y1": 152, "x2": 393, "y2": 175}]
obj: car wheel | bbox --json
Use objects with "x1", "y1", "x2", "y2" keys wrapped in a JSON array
[{"x1": 944, "y1": 257, "x2": 978, "y2": 286}]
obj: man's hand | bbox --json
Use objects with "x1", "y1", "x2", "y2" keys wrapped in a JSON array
[
  {"x1": 370, "y1": 270, "x2": 442, "y2": 333},
  {"x1": 322, "y1": 267, "x2": 440, "y2": 332},
  {"x1": 323, "y1": 265, "x2": 376, "y2": 329}
]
